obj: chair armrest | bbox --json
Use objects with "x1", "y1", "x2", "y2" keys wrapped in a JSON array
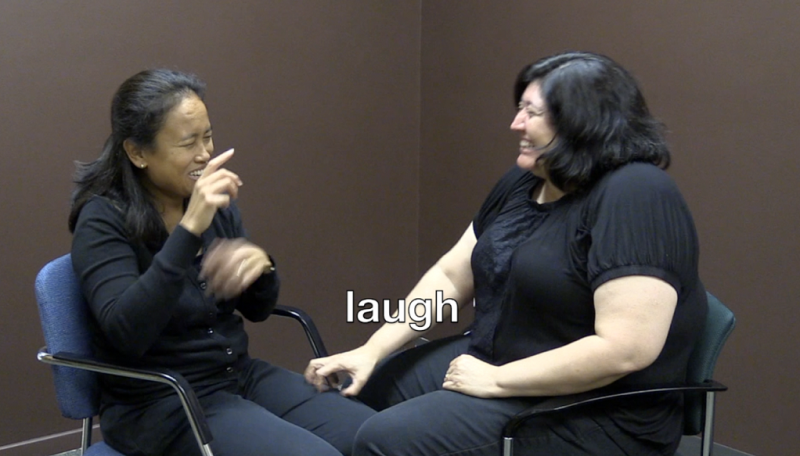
[
  {"x1": 37, "y1": 347, "x2": 213, "y2": 451},
  {"x1": 272, "y1": 305, "x2": 329, "y2": 358},
  {"x1": 503, "y1": 380, "x2": 728, "y2": 438}
]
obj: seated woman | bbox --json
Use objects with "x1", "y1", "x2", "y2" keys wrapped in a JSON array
[
  {"x1": 69, "y1": 69, "x2": 374, "y2": 456},
  {"x1": 305, "y1": 51, "x2": 708, "y2": 456}
]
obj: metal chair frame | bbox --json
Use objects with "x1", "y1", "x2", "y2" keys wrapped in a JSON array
[{"x1": 36, "y1": 254, "x2": 329, "y2": 456}]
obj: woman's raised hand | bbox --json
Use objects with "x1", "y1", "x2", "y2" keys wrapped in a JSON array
[
  {"x1": 200, "y1": 238, "x2": 273, "y2": 300},
  {"x1": 180, "y1": 148, "x2": 242, "y2": 236}
]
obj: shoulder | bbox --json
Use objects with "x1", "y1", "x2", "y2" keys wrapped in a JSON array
[
  {"x1": 76, "y1": 195, "x2": 125, "y2": 225},
  {"x1": 496, "y1": 165, "x2": 535, "y2": 190},
  {"x1": 592, "y1": 162, "x2": 681, "y2": 200},
  {"x1": 483, "y1": 165, "x2": 537, "y2": 206}
]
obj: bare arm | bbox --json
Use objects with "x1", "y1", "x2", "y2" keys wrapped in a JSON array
[
  {"x1": 443, "y1": 275, "x2": 677, "y2": 397},
  {"x1": 305, "y1": 223, "x2": 477, "y2": 395}
]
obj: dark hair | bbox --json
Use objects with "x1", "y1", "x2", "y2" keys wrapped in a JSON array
[
  {"x1": 68, "y1": 69, "x2": 206, "y2": 244},
  {"x1": 514, "y1": 51, "x2": 669, "y2": 192}
]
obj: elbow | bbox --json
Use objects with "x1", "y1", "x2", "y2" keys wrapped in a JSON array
[
  {"x1": 96, "y1": 313, "x2": 155, "y2": 359},
  {"x1": 102, "y1": 325, "x2": 151, "y2": 358},
  {"x1": 615, "y1": 348, "x2": 661, "y2": 375}
]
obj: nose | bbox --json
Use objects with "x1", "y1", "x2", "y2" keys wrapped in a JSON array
[
  {"x1": 510, "y1": 110, "x2": 526, "y2": 131},
  {"x1": 196, "y1": 144, "x2": 212, "y2": 162}
]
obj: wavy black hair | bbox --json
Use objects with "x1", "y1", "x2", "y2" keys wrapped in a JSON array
[
  {"x1": 514, "y1": 51, "x2": 669, "y2": 192},
  {"x1": 68, "y1": 69, "x2": 206, "y2": 244}
]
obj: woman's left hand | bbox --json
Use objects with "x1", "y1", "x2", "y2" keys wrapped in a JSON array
[
  {"x1": 442, "y1": 354, "x2": 502, "y2": 398},
  {"x1": 200, "y1": 238, "x2": 273, "y2": 300}
]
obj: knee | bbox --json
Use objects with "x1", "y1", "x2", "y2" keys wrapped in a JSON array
[{"x1": 352, "y1": 412, "x2": 407, "y2": 456}]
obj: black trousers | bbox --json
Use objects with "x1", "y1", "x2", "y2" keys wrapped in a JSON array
[
  {"x1": 100, "y1": 357, "x2": 376, "y2": 456},
  {"x1": 354, "y1": 335, "x2": 658, "y2": 456}
]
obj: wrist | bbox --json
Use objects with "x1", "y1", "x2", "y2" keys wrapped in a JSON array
[{"x1": 178, "y1": 220, "x2": 202, "y2": 237}]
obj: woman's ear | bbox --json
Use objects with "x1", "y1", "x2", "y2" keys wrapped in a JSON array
[{"x1": 123, "y1": 139, "x2": 147, "y2": 169}]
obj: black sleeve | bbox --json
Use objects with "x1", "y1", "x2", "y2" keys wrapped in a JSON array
[
  {"x1": 71, "y1": 197, "x2": 203, "y2": 358},
  {"x1": 222, "y1": 202, "x2": 280, "y2": 322},
  {"x1": 587, "y1": 163, "x2": 700, "y2": 293},
  {"x1": 473, "y1": 166, "x2": 531, "y2": 238}
]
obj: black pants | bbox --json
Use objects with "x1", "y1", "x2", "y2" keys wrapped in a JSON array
[
  {"x1": 101, "y1": 358, "x2": 376, "y2": 456},
  {"x1": 354, "y1": 335, "x2": 656, "y2": 456}
]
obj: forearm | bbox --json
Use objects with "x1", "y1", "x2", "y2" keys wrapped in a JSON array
[
  {"x1": 363, "y1": 263, "x2": 473, "y2": 361},
  {"x1": 494, "y1": 335, "x2": 639, "y2": 397}
]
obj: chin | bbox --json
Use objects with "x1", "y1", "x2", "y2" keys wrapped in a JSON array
[{"x1": 516, "y1": 154, "x2": 538, "y2": 172}]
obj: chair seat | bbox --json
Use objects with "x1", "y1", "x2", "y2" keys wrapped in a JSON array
[{"x1": 84, "y1": 441, "x2": 125, "y2": 456}]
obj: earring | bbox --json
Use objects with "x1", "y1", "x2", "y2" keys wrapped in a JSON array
[{"x1": 140, "y1": 164, "x2": 146, "y2": 169}]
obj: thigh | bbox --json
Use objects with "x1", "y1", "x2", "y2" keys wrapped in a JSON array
[
  {"x1": 168, "y1": 391, "x2": 345, "y2": 456},
  {"x1": 510, "y1": 409, "x2": 631, "y2": 456},
  {"x1": 358, "y1": 334, "x2": 469, "y2": 410},
  {"x1": 354, "y1": 391, "x2": 631, "y2": 456},
  {"x1": 240, "y1": 358, "x2": 376, "y2": 456},
  {"x1": 354, "y1": 390, "x2": 530, "y2": 456},
  {"x1": 101, "y1": 390, "x2": 343, "y2": 456}
]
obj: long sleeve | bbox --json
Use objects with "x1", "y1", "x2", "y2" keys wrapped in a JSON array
[{"x1": 71, "y1": 197, "x2": 203, "y2": 358}]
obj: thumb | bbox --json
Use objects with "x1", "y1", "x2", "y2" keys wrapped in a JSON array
[{"x1": 340, "y1": 375, "x2": 366, "y2": 397}]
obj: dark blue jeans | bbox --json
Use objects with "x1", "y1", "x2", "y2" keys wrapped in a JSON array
[{"x1": 101, "y1": 357, "x2": 376, "y2": 456}]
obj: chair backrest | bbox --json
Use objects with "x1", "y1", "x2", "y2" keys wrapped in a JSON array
[
  {"x1": 683, "y1": 291, "x2": 736, "y2": 435},
  {"x1": 35, "y1": 253, "x2": 101, "y2": 420}
]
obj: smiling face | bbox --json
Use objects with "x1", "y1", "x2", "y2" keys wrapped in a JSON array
[
  {"x1": 126, "y1": 93, "x2": 213, "y2": 209},
  {"x1": 510, "y1": 81, "x2": 557, "y2": 178}
]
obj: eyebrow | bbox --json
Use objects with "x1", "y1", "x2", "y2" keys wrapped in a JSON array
[{"x1": 519, "y1": 100, "x2": 542, "y2": 108}]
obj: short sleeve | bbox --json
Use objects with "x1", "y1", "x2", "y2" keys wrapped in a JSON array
[
  {"x1": 587, "y1": 163, "x2": 699, "y2": 293},
  {"x1": 473, "y1": 166, "x2": 532, "y2": 238}
]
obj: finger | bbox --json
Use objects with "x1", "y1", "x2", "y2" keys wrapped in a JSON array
[
  {"x1": 341, "y1": 375, "x2": 366, "y2": 397},
  {"x1": 199, "y1": 168, "x2": 243, "y2": 187},
  {"x1": 314, "y1": 361, "x2": 345, "y2": 379},
  {"x1": 304, "y1": 361, "x2": 321, "y2": 383},
  {"x1": 200, "y1": 239, "x2": 227, "y2": 278},
  {"x1": 203, "y1": 148, "x2": 235, "y2": 175},
  {"x1": 238, "y1": 261, "x2": 263, "y2": 290},
  {"x1": 304, "y1": 359, "x2": 330, "y2": 384},
  {"x1": 200, "y1": 177, "x2": 241, "y2": 201}
]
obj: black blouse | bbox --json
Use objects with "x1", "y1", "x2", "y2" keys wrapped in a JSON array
[{"x1": 468, "y1": 162, "x2": 708, "y2": 452}]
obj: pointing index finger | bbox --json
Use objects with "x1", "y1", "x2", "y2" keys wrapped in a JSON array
[{"x1": 204, "y1": 148, "x2": 235, "y2": 175}]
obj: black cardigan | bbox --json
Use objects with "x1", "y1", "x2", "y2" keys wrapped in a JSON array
[{"x1": 71, "y1": 196, "x2": 279, "y2": 403}]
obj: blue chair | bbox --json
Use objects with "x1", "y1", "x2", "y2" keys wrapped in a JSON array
[
  {"x1": 35, "y1": 254, "x2": 329, "y2": 455},
  {"x1": 501, "y1": 292, "x2": 736, "y2": 456}
]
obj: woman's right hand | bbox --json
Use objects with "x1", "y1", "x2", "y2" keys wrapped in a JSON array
[
  {"x1": 180, "y1": 149, "x2": 242, "y2": 236},
  {"x1": 304, "y1": 345, "x2": 382, "y2": 396}
]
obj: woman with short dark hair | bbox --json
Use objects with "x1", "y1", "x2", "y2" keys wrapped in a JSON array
[
  {"x1": 70, "y1": 69, "x2": 374, "y2": 456},
  {"x1": 306, "y1": 51, "x2": 707, "y2": 455}
]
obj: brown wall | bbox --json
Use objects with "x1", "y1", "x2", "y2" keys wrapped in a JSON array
[
  {"x1": 0, "y1": 1, "x2": 420, "y2": 453},
  {"x1": 1, "y1": 1, "x2": 797, "y2": 455},
  {"x1": 420, "y1": 1, "x2": 800, "y2": 455}
]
